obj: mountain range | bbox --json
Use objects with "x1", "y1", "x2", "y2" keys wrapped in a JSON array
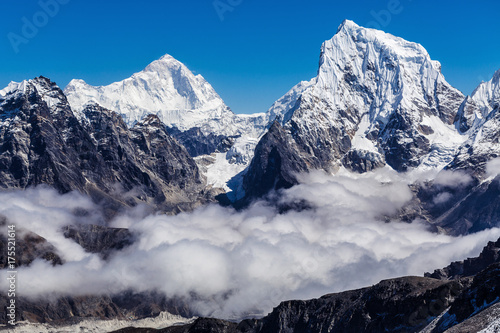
[{"x1": 1, "y1": 19, "x2": 500, "y2": 332}]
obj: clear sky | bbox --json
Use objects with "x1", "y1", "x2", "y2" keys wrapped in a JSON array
[{"x1": 0, "y1": 0, "x2": 499, "y2": 114}]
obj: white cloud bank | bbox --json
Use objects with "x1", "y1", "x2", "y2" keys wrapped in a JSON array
[
  {"x1": 487, "y1": 158, "x2": 500, "y2": 178},
  {"x1": 1, "y1": 170, "x2": 500, "y2": 319}
]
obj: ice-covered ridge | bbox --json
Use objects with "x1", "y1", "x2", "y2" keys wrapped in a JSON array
[
  {"x1": 314, "y1": 19, "x2": 461, "y2": 123},
  {"x1": 333, "y1": 19, "x2": 434, "y2": 64},
  {"x1": 0, "y1": 81, "x2": 31, "y2": 114},
  {"x1": 0, "y1": 80, "x2": 27, "y2": 99},
  {"x1": 265, "y1": 79, "x2": 315, "y2": 124},
  {"x1": 471, "y1": 69, "x2": 500, "y2": 117},
  {"x1": 0, "y1": 77, "x2": 68, "y2": 115}
]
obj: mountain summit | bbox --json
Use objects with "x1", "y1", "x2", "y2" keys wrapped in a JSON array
[
  {"x1": 64, "y1": 54, "x2": 234, "y2": 134},
  {"x1": 244, "y1": 20, "x2": 468, "y2": 200},
  {"x1": 276, "y1": 19, "x2": 464, "y2": 167},
  {"x1": 65, "y1": 53, "x2": 267, "y2": 178}
]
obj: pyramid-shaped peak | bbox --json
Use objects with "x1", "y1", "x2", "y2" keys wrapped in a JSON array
[
  {"x1": 155, "y1": 53, "x2": 183, "y2": 65},
  {"x1": 336, "y1": 19, "x2": 360, "y2": 32},
  {"x1": 144, "y1": 53, "x2": 187, "y2": 73}
]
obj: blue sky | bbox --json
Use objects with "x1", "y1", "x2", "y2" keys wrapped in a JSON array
[{"x1": 0, "y1": 0, "x2": 499, "y2": 114}]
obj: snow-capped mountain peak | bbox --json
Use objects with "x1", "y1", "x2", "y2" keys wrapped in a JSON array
[
  {"x1": 329, "y1": 19, "x2": 434, "y2": 68},
  {"x1": 279, "y1": 19, "x2": 466, "y2": 172},
  {"x1": 314, "y1": 19, "x2": 457, "y2": 121},
  {"x1": 239, "y1": 19, "x2": 475, "y2": 202},
  {"x1": 64, "y1": 53, "x2": 233, "y2": 134},
  {"x1": 64, "y1": 53, "x2": 268, "y2": 194}
]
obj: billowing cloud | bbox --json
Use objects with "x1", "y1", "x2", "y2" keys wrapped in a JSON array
[
  {"x1": 486, "y1": 158, "x2": 500, "y2": 177},
  {"x1": 0, "y1": 186, "x2": 103, "y2": 262},
  {"x1": 433, "y1": 192, "x2": 453, "y2": 204},
  {"x1": 1, "y1": 170, "x2": 500, "y2": 319},
  {"x1": 433, "y1": 169, "x2": 473, "y2": 188}
]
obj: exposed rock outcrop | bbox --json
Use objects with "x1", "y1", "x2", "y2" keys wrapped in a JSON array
[{"x1": 0, "y1": 77, "x2": 216, "y2": 216}]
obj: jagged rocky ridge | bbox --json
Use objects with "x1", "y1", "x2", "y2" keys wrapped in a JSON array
[
  {"x1": 425, "y1": 238, "x2": 500, "y2": 280},
  {"x1": 0, "y1": 77, "x2": 217, "y2": 215},
  {"x1": 0, "y1": 77, "x2": 223, "y2": 326},
  {"x1": 0, "y1": 76, "x2": 224, "y2": 329}
]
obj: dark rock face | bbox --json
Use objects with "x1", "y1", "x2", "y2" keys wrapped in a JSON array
[
  {"x1": 63, "y1": 224, "x2": 134, "y2": 258},
  {"x1": 380, "y1": 112, "x2": 431, "y2": 172},
  {"x1": 433, "y1": 262, "x2": 500, "y2": 332},
  {"x1": 409, "y1": 171, "x2": 500, "y2": 236},
  {"x1": 0, "y1": 77, "x2": 214, "y2": 215},
  {"x1": 82, "y1": 103, "x2": 210, "y2": 213},
  {"x1": 129, "y1": 115, "x2": 203, "y2": 192},
  {"x1": 434, "y1": 176, "x2": 500, "y2": 235},
  {"x1": 435, "y1": 79, "x2": 465, "y2": 126},
  {"x1": 342, "y1": 149, "x2": 385, "y2": 173},
  {"x1": 286, "y1": 109, "x2": 354, "y2": 172},
  {"x1": 0, "y1": 77, "x2": 97, "y2": 193},
  {"x1": 454, "y1": 96, "x2": 480, "y2": 134},
  {"x1": 441, "y1": 302, "x2": 500, "y2": 333},
  {"x1": 242, "y1": 121, "x2": 310, "y2": 201},
  {"x1": 167, "y1": 126, "x2": 235, "y2": 157},
  {"x1": 257, "y1": 277, "x2": 464, "y2": 333},
  {"x1": 0, "y1": 295, "x2": 124, "y2": 324}
]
